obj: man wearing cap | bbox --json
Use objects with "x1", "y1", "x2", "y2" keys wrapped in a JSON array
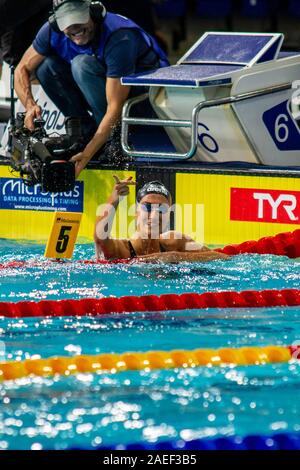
[
  {"x1": 94, "y1": 176, "x2": 230, "y2": 262},
  {"x1": 14, "y1": 0, "x2": 169, "y2": 177}
]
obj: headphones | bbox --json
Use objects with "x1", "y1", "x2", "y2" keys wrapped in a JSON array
[{"x1": 49, "y1": 0, "x2": 106, "y2": 32}]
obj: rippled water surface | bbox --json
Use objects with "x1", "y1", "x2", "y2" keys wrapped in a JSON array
[
  {"x1": 1, "y1": 240, "x2": 300, "y2": 300},
  {"x1": 0, "y1": 240, "x2": 299, "y2": 449}
]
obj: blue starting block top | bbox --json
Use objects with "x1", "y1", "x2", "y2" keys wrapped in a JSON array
[
  {"x1": 179, "y1": 32, "x2": 283, "y2": 65},
  {"x1": 121, "y1": 32, "x2": 283, "y2": 88},
  {"x1": 122, "y1": 63, "x2": 243, "y2": 87}
]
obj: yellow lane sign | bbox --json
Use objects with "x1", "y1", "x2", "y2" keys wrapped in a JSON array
[{"x1": 44, "y1": 212, "x2": 82, "y2": 259}]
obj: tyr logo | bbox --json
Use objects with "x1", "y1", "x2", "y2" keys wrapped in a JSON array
[{"x1": 253, "y1": 193, "x2": 298, "y2": 221}]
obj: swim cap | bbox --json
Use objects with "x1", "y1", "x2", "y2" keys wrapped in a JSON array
[{"x1": 137, "y1": 181, "x2": 171, "y2": 203}]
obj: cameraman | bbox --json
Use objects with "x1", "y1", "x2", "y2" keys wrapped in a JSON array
[{"x1": 14, "y1": 0, "x2": 169, "y2": 178}]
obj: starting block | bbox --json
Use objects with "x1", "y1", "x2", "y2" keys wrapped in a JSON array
[{"x1": 121, "y1": 32, "x2": 300, "y2": 167}]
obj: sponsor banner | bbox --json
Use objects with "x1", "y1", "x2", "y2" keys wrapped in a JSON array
[
  {"x1": 0, "y1": 177, "x2": 84, "y2": 213},
  {"x1": 231, "y1": 188, "x2": 300, "y2": 224}
]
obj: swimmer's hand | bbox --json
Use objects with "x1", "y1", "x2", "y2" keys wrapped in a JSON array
[
  {"x1": 137, "y1": 251, "x2": 231, "y2": 264},
  {"x1": 112, "y1": 175, "x2": 136, "y2": 201}
]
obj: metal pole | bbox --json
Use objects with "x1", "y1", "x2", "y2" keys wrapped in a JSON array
[{"x1": 6, "y1": 65, "x2": 15, "y2": 153}]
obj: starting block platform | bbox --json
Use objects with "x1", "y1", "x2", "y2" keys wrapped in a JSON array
[
  {"x1": 123, "y1": 32, "x2": 283, "y2": 88},
  {"x1": 121, "y1": 32, "x2": 300, "y2": 167}
]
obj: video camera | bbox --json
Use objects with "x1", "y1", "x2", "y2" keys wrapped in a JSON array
[
  {"x1": 6, "y1": 65, "x2": 84, "y2": 193},
  {"x1": 8, "y1": 113, "x2": 82, "y2": 192}
]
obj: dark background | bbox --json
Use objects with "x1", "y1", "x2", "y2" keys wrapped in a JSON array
[{"x1": 1, "y1": 0, "x2": 300, "y2": 68}]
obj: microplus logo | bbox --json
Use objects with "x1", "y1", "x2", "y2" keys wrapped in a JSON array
[
  {"x1": 0, "y1": 178, "x2": 84, "y2": 212},
  {"x1": 231, "y1": 188, "x2": 300, "y2": 224}
]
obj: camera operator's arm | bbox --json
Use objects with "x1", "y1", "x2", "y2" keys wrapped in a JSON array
[
  {"x1": 71, "y1": 77, "x2": 131, "y2": 178},
  {"x1": 94, "y1": 175, "x2": 136, "y2": 259},
  {"x1": 14, "y1": 45, "x2": 45, "y2": 130}
]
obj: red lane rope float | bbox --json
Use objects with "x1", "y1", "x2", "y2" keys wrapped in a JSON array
[
  {"x1": 1, "y1": 288, "x2": 300, "y2": 318},
  {"x1": 0, "y1": 345, "x2": 294, "y2": 381},
  {"x1": 1, "y1": 228, "x2": 299, "y2": 271},
  {"x1": 216, "y1": 229, "x2": 300, "y2": 258}
]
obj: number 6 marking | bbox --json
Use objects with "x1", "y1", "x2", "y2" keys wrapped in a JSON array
[
  {"x1": 198, "y1": 123, "x2": 219, "y2": 153},
  {"x1": 274, "y1": 114, "x2": 289, "y2": 143}
]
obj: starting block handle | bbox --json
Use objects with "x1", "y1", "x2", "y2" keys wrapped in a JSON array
[{"x1": 121, "y1": 83, "x2": 292, "y2": 161}]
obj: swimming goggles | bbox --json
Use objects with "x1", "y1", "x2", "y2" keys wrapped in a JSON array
[{"x1": 140, "y1": 202, "x2": 169, "y2": 214}]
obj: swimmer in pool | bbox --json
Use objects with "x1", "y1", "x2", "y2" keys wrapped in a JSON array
[{"x1": 94, "y1": 176, "x2": 230, "y2": 262}]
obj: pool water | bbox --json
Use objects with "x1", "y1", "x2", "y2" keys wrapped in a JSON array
[
  {"x1": 1, "y1": 240, "x2": 300, "y2": 301},
  {"x1": 0, "y1": 240, "x2": 300, "y2": 450}
]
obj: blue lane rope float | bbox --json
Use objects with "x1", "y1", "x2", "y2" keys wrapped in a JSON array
[{"x1": 69, "y1": 432, "x2": 300, "y2": 450}]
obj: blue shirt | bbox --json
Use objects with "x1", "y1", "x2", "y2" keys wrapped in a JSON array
[{"x1": 33, "y1": 22, "x2": 161, "y2": 77}]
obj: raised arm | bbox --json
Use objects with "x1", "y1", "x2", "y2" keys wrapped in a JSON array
[
  {"x1": 94, "y1": 175, "x2": 136, "y2": 259},
  {"x1": 71, "y1": 77, "x2": 131, "y2": 178},
  {"x1": 14, "y1": 45, "x2": 45, "y2": 130}
]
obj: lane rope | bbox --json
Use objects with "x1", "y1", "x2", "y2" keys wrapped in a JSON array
[
  {"x1": 217, "y1": 228, "x2": 300, "y2": 258},
  {"x1": 1, "y1": 288, "x2": 300, "y2": 318},
  {"x1": 0, "y1": 345, "x2": 295, "y2": 381}
]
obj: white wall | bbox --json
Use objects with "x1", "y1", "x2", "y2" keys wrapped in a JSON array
[{"x1": 0, "y1": 63, "x2": 14, "y2": 99}]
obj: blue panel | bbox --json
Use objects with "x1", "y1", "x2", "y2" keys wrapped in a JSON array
[
  {"x1": 131, "y1": 125, "x2": 176, "y2": 154},
  {"x1": 122, "y1": 64, "x2": 243, "y2": 87},
  {"x1": 154, "y1": 0, "x2": 187, "y2": 18},
  {"x1": 263, "y1": 100, "x2": 300, "y2": 151},
  {"x1": 196, "y1": 0, "x2": 233, "y2": 18},
  {"x1": 288, "y1": 0, "x2": 300, "y2": 17},
  {"x1": 241, "y1": 0, "x2": 274, "y2": 18},
  {"x1": 182, "y1": 33, "x2": 276, "y2": 65},
  {"x1": 257, "y1": 37, "x2": 281, "y2": 63},
  {"x1": 0, "y1": 178, "x2": 84, "y2": 212}
]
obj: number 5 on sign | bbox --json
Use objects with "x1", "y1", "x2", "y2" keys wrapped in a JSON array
[{"x1": 44, "y1": 212, "x2": 82, "y2": 259}]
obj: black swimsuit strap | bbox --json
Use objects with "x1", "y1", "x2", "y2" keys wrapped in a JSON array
[
  {"x1": 128, "y1": 240, "x2": 137, "y2": 259},
  {"x1": 159, "y1": 242, "x2": 166, "y2": 253},
  {"x1": 128, "y1": 240, "x2": 166, "y2": 258}
]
